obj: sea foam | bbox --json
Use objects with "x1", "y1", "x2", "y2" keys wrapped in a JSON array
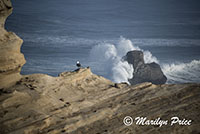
[
  {"x1": 90, "y1": 37, "x2": 200, "y2": 84},
  {"x1": 162, "y1": 60, "x2": 200, "y2": 83},
  {"x1": 89, "y1": 37, "x2": 158, "y2": 83}
]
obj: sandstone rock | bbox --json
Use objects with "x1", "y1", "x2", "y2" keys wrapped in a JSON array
[
  {"x1": 0, "y1": 68, "x2": 199, "y2": 134},
  {"x1": 124, "y1": 50, "x2": 167, "y2": 85},
  {"x1": 0, "y1": 0, "x2": 26, "y2": 89},
  {"x1": 0, "y1": 1, "x2": 199, "y2": 134}
]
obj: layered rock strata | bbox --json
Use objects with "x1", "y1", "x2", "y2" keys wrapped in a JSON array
[
  {"x1": 0, "y1": 0, "x2": 26, "y2": 89},
  {"x1": 0, "y1": 68, "x2": 200, "y2": 134},
  {"x1": 0, "y1": 1, "x2": 200, "y2": 134}
]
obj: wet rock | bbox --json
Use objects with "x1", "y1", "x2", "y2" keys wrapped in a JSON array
[
  {"x1": 0, "y1": 1, "x2": 199, "y2": 134},
  {"x1": 124, "y1": 50, "x2": 167, "y2": 85}
]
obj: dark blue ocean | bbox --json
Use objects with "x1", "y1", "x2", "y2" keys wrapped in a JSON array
[{"x1": 6, "y1": 0, "x2": 200, "y2": 83}]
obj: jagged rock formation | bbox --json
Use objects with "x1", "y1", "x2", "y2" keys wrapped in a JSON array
[
  {"x1": 124, "y1": 50, "x2": 167, "y2": 85},
  {"x1": 0, "y1": 1, "x2": 200, "y2": 134},
  {"x1": 0, "y1": 68, "x2": 200, "y2": 134},
  {"x1": 0, "y1": 0, "x2": 26, "y2": 89}
]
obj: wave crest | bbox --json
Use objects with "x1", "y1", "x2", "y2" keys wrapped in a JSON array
[
  {"x1": 162, "y1": 60, "x2": 200, "y2": 83},
  {"x1": 89, "y1": 37, "x2": 158, "y2": 83}
]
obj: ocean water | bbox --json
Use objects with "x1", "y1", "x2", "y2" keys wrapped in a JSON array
[{"x1": 6, "y1": 0, "x2": 200, "y2": 84}]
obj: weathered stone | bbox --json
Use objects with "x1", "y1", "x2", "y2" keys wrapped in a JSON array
[
  {"x1": 125, "y1": 50, "x2": 144, "y2": 70},
  {"x1": 0, "y1": 0, "x2": 26, "y2": 89},
  {"x1": 0, "y1": 68, "x2": 199, "y2": 134},
  {"x1": 124, "y1": 50, "x2": 167, "y2": 85},
  {"x1": 0, "y1": 1, "x2": 199, "y2": 134}
]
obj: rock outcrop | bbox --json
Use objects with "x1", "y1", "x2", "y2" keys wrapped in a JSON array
[
  {"x1": 0, "y1": 0, "x2": 26, "y2": 89},
  {"x1": 0, "y1": 1, "x2": 200, "y2": 134},
  {"x1": 0, "y1": 68, "x2": 200, "y2": 134},
  {"x1": 124, "y1": 50, "x2": 167, "y2": 85}
]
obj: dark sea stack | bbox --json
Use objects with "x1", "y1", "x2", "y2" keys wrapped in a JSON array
[
  {"x1": 125, "y1": 50, "x2": 144, "y2": 70},
  {"x1": 0, "y1": 0, "x2": 26, "y2": 89},
  {"x1": 1, "y1": 1, "x2": 200, "y2": 134},
  {"x1": 124, "y1": 50, "x2": 167, "y2": 85}
]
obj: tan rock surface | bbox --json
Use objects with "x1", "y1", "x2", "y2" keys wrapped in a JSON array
[
  {"x1": 0, "y1": 0, "x2": 26, "y2": 89},
  {"x1": 0, "y1": 68, "x2": 200, "y2": 134},
  {"x1": 0, "y1": 0, "x2": 200, "y2": 134}
]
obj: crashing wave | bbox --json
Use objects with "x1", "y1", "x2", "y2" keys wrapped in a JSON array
[
  {"x1": 89, "y1": 37, "x2": 200, "y2": 84},
  {"x1": 89, "y1": 37, "x2": 158, "y2": 83},
  {"x1": 162, "y1": 60, "x2": 200, "y2": 83}
]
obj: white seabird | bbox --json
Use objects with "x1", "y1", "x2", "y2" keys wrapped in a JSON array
[{"x1": 76, "y1": 61, "x2": 81, "y2": 68}]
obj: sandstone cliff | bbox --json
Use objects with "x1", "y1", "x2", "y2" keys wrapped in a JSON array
[
  {"x1": 0, "y1": 1, "x2": 200, "y2": 134},
  {"x1": 0, "y1": 0, "x2": 26, "y2": 89},
  {"x1": 0, "y1": 68, "x2": 200, "y2": 134}
]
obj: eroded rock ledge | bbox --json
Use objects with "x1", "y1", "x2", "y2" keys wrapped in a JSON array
[
  {"x1": 0, "y1": 68, "x2": 200, "y2": 134},
  {"x1": 0, "y1": 0, "x2": 26, "y2": 89},
  {"x1": 0, "y1": 0, "x2": 200, "y2": 134}
]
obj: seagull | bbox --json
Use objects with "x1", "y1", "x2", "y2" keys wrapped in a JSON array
[{"x1": 76, "y1": 61, "x2": 81, "y2": 68}]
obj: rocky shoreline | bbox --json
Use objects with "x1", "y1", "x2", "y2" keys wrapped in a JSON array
[{"x1": 0, "y1": 1, "x2": 200, "y2": 134}]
